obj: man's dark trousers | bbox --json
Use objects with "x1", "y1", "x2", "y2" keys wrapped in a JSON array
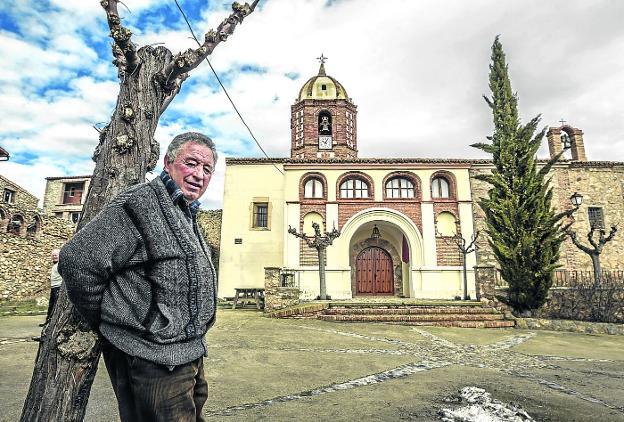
[
  {"x1": 45, "y1": 286, "x2": 60, "y2": 322},
  {"x1": 102, "y1": 341, "x2": 208, "y2": 422}
]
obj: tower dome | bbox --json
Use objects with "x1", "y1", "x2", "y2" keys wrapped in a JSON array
[
  {"x1": 298, "y1": 62, "x2": 349, "y2": 101},
  {"x1": 291, "y1": 58, "x2": 357, "y2": 160}
]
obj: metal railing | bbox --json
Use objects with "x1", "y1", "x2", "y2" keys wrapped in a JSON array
[{"x1": 494, "y1": 269, "x2": 624, "y2": 288}]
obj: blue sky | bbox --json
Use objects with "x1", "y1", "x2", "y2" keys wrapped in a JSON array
[{"x1": 1, "y1": 0, "x2": 624, "y2": 209}]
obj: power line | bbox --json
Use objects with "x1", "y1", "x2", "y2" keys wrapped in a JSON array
[{"x1": 173, "y1": 0, "x2": 284, "y2": 175}]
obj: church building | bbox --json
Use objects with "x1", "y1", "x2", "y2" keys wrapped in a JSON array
[{"x1": 218, "y1": 61, "x2": 624, "y2": 300}]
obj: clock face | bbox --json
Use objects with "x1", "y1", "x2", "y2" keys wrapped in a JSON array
[{"x1": 319, "y1": 136, "x2": 333, "y2": 150}]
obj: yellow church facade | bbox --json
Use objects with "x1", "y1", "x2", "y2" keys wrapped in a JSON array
[
  {"x1": 218, "y1": 63, "x2": 479, "y2": 300},
  {"x1": 219, "y1": 158, "x2": 478, "y2": 300}
]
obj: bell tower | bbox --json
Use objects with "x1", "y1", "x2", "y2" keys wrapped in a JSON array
[
  {"x1": 291, "y1": 56, "x2": 358, "y2": 159},
  {"x1": 547, "y1": 122, "x2": 587, "y2": 161}
]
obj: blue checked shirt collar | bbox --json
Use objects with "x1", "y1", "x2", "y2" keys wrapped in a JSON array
[{"x1": 159, "y1": 171, "x2": 201, "y2": 217}]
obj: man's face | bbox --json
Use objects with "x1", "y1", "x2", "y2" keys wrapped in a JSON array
[
  {"x1": 164, "y1": 141, "x2": 215, "y2": 202},
  {"x1": 51, "y1": 250, "x2": 60, "y2": 263}
]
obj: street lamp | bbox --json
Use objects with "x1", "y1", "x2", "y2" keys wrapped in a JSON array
[{"x1": 569, "y1": 192, "x2": 583, "y2": 208}]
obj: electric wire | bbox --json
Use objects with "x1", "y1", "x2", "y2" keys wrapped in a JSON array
[{"x1": 173, "y1": 0, "x2": 284, "y2": 174}]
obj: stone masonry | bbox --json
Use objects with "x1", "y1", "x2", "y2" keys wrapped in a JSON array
[
  {"x1": 470, "y1": 161, "x2": 624, "y2": 272},
  {"x1": 0, "y1": 215, "x2": 75, "y2": 301}
]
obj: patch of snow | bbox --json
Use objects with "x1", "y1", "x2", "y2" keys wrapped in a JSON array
[{"x1": 440, "y1": 387, "x2": 534, "y2": 422}]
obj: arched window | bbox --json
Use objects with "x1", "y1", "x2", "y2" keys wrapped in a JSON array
[
  {"x1": 304, "y1": 178, "x2": 324, "y2": 199},
  {"x1": 27, "y1": 215, "x2": 42, "y2": 236},
  {"x1": 431, "y1": 177, "x2": 450, "y2": 199},
  {"x1": 318, "y1": 111, "x2": 332, "y2": 135},
  {"x1": 8, "y1": 214, "x2": 24, "y2": 235},
  {"x1": 340, "y1": 178, "x2": 369, "y2": 199},
  {"x1": 385, "y1": 177, "x2": 415, "y2": 199}
]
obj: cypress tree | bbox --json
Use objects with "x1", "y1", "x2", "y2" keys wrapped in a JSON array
[{"x1": 472, "y1": 37, "x2": 570, "y2": 313}]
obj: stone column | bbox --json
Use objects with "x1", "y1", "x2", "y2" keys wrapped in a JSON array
[
  {"x1": 570, "y1": 128, "x2": 587, "y2": 162},
  {"x1": 547, "y1": 127, "x2": 563, "y2": 159}
]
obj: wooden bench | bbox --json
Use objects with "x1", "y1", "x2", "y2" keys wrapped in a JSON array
[{"x1": 231, "y1": 288, "x2": 265, "y2": 310}]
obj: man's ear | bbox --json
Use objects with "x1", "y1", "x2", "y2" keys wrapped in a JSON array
[{"x1": 163, "y1": 156, "x2": 170, "y2": 173}]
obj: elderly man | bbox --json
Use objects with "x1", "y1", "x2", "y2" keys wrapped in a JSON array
[{"x1": 59, "y1": 132, "x2": 217, "y2": 422}]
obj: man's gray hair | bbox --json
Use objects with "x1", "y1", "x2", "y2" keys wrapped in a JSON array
[{"x1": 165, "y1": 132, "x2": 218, "y2": 166}]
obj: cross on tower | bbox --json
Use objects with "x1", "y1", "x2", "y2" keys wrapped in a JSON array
[
  {"x1": 317, "y1": 53, "x2": 328, "y2": 65},
  {"x1": 559, "y1": 118, "x2": 567, "y2": 126}
]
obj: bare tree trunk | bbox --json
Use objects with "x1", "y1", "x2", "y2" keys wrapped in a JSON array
[
  {"x1": 318, "y1": 247, "x2": 327, "y2": 300},
  {"x1": 21, "y1": 2, "x2": 258, "y2": 420},
  {"x1": 590, "y1": 253, "x2": 602, "y2": 286}
]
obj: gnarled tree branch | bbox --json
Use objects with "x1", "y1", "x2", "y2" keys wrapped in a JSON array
[
  {"x1": 157, "y1": 0, "x2": 259, "y2": 91},
  {"x1": 568, "y1": 230, "x2": 593, "y2": 255},
  {"x1": 101, "y1": 0, "x2": 141, "y2": 79},
  {"x1": 587, "y1": 227, "x2": 599, "y2": 249}
]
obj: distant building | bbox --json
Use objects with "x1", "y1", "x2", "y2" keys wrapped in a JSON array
[
  {"x1": 43, "y1": 176, "x2": 91, "y2": 224},
  {"x1": 0, "y1": 173, "x2": 75, "y2": 301},
  {"x1": 0, "y1": 146, "x2": 9, "y2": 161},
  {"x1": 0, "y1": 174, "x2": 40, "y2": 236}
]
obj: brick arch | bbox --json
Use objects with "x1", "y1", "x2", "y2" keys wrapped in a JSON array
[
  {"x1": 430, "y1": 170, "x2": 457, "y2": 200},
  {"x1": 300, "y1": 172, "x2": 328, "y2": 201},
  {"x1": 382, "y1": 171, "x2": 421, "y2": 200},
  {"x1": 336, "y1": 171, "x2": 374, "y2": 200}
]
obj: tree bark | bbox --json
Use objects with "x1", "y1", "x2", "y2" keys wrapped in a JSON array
[
  {"x1": 21, "y1": 2, "x2": 258, "y2": 420},
  {"x1": 318, "y1": 247, "x2": 327, "y2": 300},
  {"x1": 590, "y1": 253, "x2": 602, "y2": 286}
]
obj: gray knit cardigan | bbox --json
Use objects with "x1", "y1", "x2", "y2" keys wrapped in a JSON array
[{"x1": 59, "y1": 177, "x2": 216, "y2": 366}]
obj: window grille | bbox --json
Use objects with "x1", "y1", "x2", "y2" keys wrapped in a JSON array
[
  {"x1": 253, "y1": 203, "x2": 268, "y2": 228},
  {"x1": 588, "y1": 207, "x2": 605, "y2": 229}
]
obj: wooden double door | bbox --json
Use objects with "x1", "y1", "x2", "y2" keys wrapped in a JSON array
[{"x1": 356, "y1": 247, "x2": 394, "y2": 295}]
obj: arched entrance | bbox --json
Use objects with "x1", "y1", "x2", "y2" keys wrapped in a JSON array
[{"x1": 356, "y1": 246, "x2": 394, "y2": 295}]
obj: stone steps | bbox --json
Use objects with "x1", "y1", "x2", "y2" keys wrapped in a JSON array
[
  {"x1": 318, "y1": 313, "x2": 506, "y2": 322},
  {"x1": 392, "y1": 320, "x2": 515, "y2": 328},
  {"x1": 324, "y1": 306, "x2": 499, "y2": 315},
  {"x1": 315, "y1": 301, "x2": 515, "y2": 328},
  {"x1": 268, "y1": 300, "x2": 515, "y2": 329}
]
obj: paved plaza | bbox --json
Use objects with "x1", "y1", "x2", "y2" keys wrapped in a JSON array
[{"x1": 1, "y1": 311, "x2": 623, "y2": 421}]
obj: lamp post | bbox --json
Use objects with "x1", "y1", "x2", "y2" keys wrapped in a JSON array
[{"x1": 567, "y1": 192, "x2": 617, "y2": 286}]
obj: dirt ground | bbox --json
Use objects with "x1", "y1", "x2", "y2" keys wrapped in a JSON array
[{"x1": 1, "y1": 311, "x2": 623, "y2": 421}]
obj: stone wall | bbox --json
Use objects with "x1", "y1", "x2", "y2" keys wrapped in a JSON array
[
  {"x1": 0, "y1": 215, "x2": 75, "y2": 301},
  {"x1": 264, "y1": 267, "x2": 301, "y2": 311},
  {"x1": 470, "y1": 162, "x2": 624, "y2": 272},
  {"x1": 197, "y1": 209, "x2": 222, "y2": 273},
  {"x1": 554, "y1": 163, "x2": 624, "y2": 271},
  {"x1": 0, "y1": 207, "x2": 220, "y2": 302}
]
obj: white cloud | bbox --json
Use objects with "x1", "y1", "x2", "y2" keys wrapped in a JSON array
[{"x1": 2, "y1": 0, "x2": 624, "y2": 211}]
